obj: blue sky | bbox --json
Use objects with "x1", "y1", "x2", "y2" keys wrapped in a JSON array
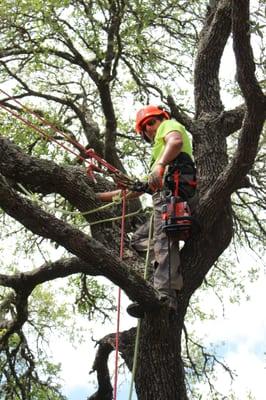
[
  {"x1": 64, "y1": 384, "x2": 137, "y2": 400},
  {"x1": 51, "y1": 251, "x2": 265, "y2": 400}
]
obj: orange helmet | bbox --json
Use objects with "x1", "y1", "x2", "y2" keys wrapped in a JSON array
[{"x1": 135, "y1": 105, "x2": 170, "y2": 134}]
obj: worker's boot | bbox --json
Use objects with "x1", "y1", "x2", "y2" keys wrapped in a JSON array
[
  {"x1": 126, "y1": 290, "x2": 177, "y2": 319},
  {"x1": 126, "y1": 302, "x2": 145, "y2": 318}
]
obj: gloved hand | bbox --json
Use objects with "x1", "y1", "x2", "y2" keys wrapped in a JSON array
[
  {"x1": 148, "y1": 164, "x2": 165, "y2": 192},
  {"x1": 96, "y1": 190, "x2": 121, "y2": 202}
]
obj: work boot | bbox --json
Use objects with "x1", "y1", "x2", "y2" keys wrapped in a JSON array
[
  {"x1": 126, "y1": 302, "x2": 145, "y2": 318},
  {"x1": 127, "y1": 291, "x2": 178, "y2": 318}
]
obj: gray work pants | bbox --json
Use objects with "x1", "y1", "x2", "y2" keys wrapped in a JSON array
[
  {"x1": 153, "y1": 192, "x2": 183, "y2": 292},
  {"x1": 130, "y1": 192, "x2": 183, "y2": 294}
]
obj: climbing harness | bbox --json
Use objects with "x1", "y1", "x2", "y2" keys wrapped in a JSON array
[
  {"x1": 160, "y1": 159, "x2": 198, "y2": 302},
  {"x1": 162, "y1": 168, "x2": 195, "y2": 241}
]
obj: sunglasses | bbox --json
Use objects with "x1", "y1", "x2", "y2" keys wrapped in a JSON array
[{"x1": 142, "y1": 118, "x2": 158, "y2": 131}]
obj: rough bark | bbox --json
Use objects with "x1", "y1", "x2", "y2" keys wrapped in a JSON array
[
  {"x1": 136, "y1": 312, "x2": 186, "y2": 400},
  {"x1": 0, "y1": 1, "x2": 265, "y2": 399}
]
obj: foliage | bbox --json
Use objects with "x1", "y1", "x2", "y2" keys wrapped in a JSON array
[{"x1": 0, "y1": 0, "x2": 265, "y2": 399}]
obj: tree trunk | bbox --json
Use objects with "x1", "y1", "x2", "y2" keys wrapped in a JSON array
[{"x1": 135, "y1": 310, "x2": 186, "y2": 400}]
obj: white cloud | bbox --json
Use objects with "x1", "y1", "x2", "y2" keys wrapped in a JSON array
[
  {"x1": 191, "y1": 270, "x2": 266, "y2": 399},
  {"x1": 226, "y1": 348, "x2": 266, "y2": 399},
  {"x1": 52, "y1": 338, "x2": 92, "y2": 390},
  {"x1": 49, "y1": 253, "x2": 266, "y2": 400},
  {"x1": 51, "y1": 291, "x2": 136, "y2": 397}
]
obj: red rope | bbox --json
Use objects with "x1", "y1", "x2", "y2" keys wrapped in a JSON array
[
  {"x1": 0, "y1": 88, "x2": 87, "y2": 154},
  {"x1": 0, "y1": 100, "x2": 87, "y2": 162},
  {"x1": 113, "y1": 190, "x2": 127, "y2": 400},
  {"x1": 0, "y1": 90, "x2": 128, "y2": 397},
  {"x1": 0, "y1": 90, "x2": 130, "y2": 398},
  {"x1": 0, "y1": 89, "x2": 133, "y2": 187}
]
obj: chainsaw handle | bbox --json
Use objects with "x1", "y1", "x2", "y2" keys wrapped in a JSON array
[
  {"x1": 173, "y1": 215, "x2": 201, "y2": 233},
  {"x1": 131, "y1": 181, "x2": 153, "y2": 194}
]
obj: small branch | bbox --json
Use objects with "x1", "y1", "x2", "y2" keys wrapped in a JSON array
[
  {"x1": 88, "y1": 334, "x2": 115, "y2": 400},
  {"x1": 0, "y1": 289, "x2": 30, "y2": 348},
  {"x1": 167, "y1": 95, "x2": 194, "y2": 133},
  {"x1": 88, "y1": 328, "x2": 136, "y2": 400}
]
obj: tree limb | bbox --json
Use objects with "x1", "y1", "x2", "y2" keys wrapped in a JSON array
[
  {"x1": 196, "y1": 0, "x2": 266, "y2": 225},
  {"x1": 194, "y1": 0, "x2": 232, "y2": 118},
  {"x1": 0, "y1": 174, "x2": 160, "y2": 310}
]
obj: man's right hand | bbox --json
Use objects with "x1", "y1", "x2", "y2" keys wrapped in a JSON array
[
  {"x1": 96, "y1": 190, "x2": 121, "y2": 202},
  {"x1": 148, "y1": 164, "x2": 165, "y2": 192}
]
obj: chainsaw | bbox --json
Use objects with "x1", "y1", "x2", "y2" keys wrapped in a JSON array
[
  {"x1": 132, "y1": 168, "x2": 196, "y2": 240},
  {"x1": 161, "y1": 169, "x2": 195, "y2": 241}
]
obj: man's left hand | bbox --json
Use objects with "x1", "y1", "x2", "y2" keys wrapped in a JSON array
[{"x1": 148, "y1": 164, "x2": 165, "y2": 192}]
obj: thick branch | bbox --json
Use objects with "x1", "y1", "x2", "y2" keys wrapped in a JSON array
[
  {"x1": 194, "y1": 0, "x2": 231, "y2": 118},
  {"x1": 232, "y1": 0, "x2": 265, "y2": 107},
  {"x1": 0, "y1": 175, "x2": 160, "y2": 310},
  {"x1": 88, "y1": 335, "x2": 113, "y2": 400},
  {"x1": 88, "y1": 327, "x2": 136, "y2": 400},
  {"x1": 0, "y1": 136, "x2": 106, "y2": 223},
  {"x1": 196, "y1": 1, "x2": 266, "y2": 224},
  {"x1": 220, "y1": 104, "x2": 246, "y2": 136},
  {"x1": 0, "y1": 258, "x2": 102, "y2": 290}
]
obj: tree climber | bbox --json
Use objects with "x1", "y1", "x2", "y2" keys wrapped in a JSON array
[{"x1": 96, "y1": 105, "x2": 196, "y2": 318}]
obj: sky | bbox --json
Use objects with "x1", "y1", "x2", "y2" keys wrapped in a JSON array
[
  {"x1": 50, "y1": 248, "x2": 265, "y2": 400},
  {"x1": 51, "y1": 290, "x2": 139, "y2": 400},
  {"x1": 1, "y1": 2, "x2": 264, "y2": 398},
  {"x1": 191, "y1": 266, "x2": 266, "y2": 399}
]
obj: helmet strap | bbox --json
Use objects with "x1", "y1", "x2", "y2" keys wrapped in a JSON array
[{"x1": 141, "y1": 131, "x2": 152, "y2": 143}]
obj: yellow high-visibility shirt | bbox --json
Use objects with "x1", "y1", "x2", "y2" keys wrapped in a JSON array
[{"x1": 150, "y1": 119, "x2": 193, "y2": 169}]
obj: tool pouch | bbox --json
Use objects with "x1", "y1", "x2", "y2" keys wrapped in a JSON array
[{"x1": 165, "y1": 152, "x2": 197, "y2": 201}]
